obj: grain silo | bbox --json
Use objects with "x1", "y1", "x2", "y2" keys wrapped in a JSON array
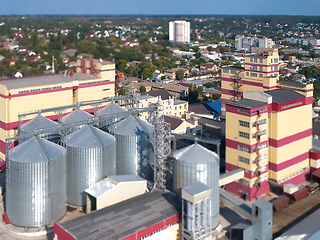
[
  {"x1": 64, "y1": 125, "x2": 116, "y2": 207},
  {"x1": 19, "y1": 114, "x2": 60, "y2": 143},
  {"x1": 95, "y1": 103, "x2": 127, "y2": 131},
  {"x1": 113, "y1": 116, "x2": 154, "y2": 181},
  {"x1": 173, "y1": 143, "x2": 219, "y2": 230},
  {"x1": 6, "y1": 137, "x2": 66, "y2": 228},
  {"x1": 61, "y1": 108, "x2": 94, "y2": 134}
]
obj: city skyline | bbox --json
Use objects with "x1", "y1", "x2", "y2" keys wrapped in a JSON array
[{"x1": 1, "y1": 0, "x2": 320, "y2": 16}]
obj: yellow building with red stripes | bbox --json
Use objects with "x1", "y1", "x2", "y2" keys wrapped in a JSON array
[
  {"x1": 222, "y1": 48, "x2": 314, "y2": 201},
  {"x1": 0, "y1": 58, "x2": 115, "y2": 160}
]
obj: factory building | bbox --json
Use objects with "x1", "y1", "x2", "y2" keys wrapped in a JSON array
[
  {"x1": 225, "y1": 90, "x2": 312, "y2": 201},
  {"x1": 0, "y1": 58, "x2": 115, "y2": 160},
  {"x1": 221, "y1": 48, "x2": 313, "y2": 116},
  {"x1": 53, "y1": 190, "x2": 181, "y2": 240}
]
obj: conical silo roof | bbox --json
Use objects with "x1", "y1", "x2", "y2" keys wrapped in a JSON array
[
  {"x1": 21, "y1": 115, "x2": 59, "y2": 133},
  {"x1": 113, "y1": 116, "x2": 154, "y2": 136},
  {"x1": 173, "y1": 143, "x2": 219, "y2": 163},
  {"x1": 64, "y1": 125, "x2": 115, "y2": 148},
  {"x1": 7, "y1": 137, "x2": 66, "y2": 163},
  {"x1": 61, "y1": 108, "x2": 93, "y2": 124},
  {"x1": 96, "y1": 103, "x2": 127, "y2": 116}
]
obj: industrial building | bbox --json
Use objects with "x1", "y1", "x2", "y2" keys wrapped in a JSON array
[
  {"x1": 221, "y1": 48, "x2": 315, "y2": 200},
  {"x1": 0, "y1": 58, "x2": 115, "y2": 161},
  {"x1": 169, "y1": 20, "x2": 190, "y2": 43}
]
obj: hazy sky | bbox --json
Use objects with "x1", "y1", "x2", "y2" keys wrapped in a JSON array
[{"x1": 1, "y1": 0, "x2": 320, "y2": 16}]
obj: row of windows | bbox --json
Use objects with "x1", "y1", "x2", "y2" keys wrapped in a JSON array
[
  {"x1": 281, "y1": 101, "x2": 303, "y2": 110},
  {"x1": 238, "y1": 178, "x2": 249, "y2": 186},
  {"x1": 250, "y1": 72, "x2": 258, "y2": 77},
  {"x1": 230, "y1": 70, "x2": 238, "y2": 74},
  {"x1": 238, "y1": 145, "x2": 250, "y2": 153},
  {"x1": 260, "y1": 165, "x2": 267, "y2": 172},
  {"x1": 239, "y1": 131, "x2": 250, "y2": 139},
  {"x1": 18, "y1": 85, "x2": 62, "y2": 94},
  {"x1": 239, "y1": 156, "x2": 250, "y2": 164},
  {"x1": 252, "y1": 108, "x2": 267, "y2": 114},
  {"x1": 239, "y1": 120, "x2": 250, "y2": 128},
  {"x1": 79, "y1": 79, "x2": 110, "y2": 86},
  {"x1": 223, "y1": 69, "x2": 229, "y2": 73},
  {"x1": 238, "y1": 109, "x2": 250, "y2": 115}
]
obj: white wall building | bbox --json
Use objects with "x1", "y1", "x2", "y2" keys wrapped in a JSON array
[
  {"x1": 169, "y1": 20, "x2": 190, "y2": 43},
  {"x1": 235, "y1": 35, "x2": 274, "y2": 50}
]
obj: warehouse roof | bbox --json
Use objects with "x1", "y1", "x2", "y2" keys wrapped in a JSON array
[
  {"x1": 0, "y1": 73, "x2": 101, "y2": 90},
  {"x1": 60, "y1": 190, "x2": 181, "y2": 240},
  {"x1": 265, "y1": 89, "x2": 305, "y2": 104}
]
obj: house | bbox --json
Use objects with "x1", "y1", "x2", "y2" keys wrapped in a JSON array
[
  {"x1": 24, "y1": 55, "x2": 40, "y2": 62},
  {"x1": 294, "y1": 74, "x2": 306, "y2": 81},
  {"x1": 287, "y1": 65, "x2": 299, "y2": 73},
  {"x1": 61, "y1": 49, "x2": 77, "y2": 58},
  {"x1": 200, "y1": 63, "x2": 218, "y2": 71},
  {"x1": 164, "y1": 115, "x2": 201, "y2": 135},
  {"x1": 150, "y1": 82, "x2": 189, "y2": 99},
  {"x1": 12, "y1": 71, "x2": 23, "y2": 78}
]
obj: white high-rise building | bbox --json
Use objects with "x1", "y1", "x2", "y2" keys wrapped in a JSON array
[{"x1": 169, "y1": 20, "x2": 190, "y2": 43}]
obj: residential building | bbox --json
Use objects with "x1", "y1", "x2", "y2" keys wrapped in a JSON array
[
  {"x1": 169, "y1": 20, "x2": 190, "y2": 43},
  {"x1": 164, "y1": 115, "x2": 201, "y2": 135},
  {"x1": 225, "y1": 90, "x2": 312, "y2": 201},
  {"x1": 150, "y1": 82, "x2": 189, "y2": 99},
  {"x1": 235, "y1": 35, "x2": 274, "y2": 50},
  {"x1": 285, "y1": 37, "x2": 320, "y2": 46}
]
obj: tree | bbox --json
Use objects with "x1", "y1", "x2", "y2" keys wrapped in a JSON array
[
  {"x1": 140, "y1": 85, "x2": 146, "y2": 92},
  {"x1": 176, "y1": 69, "x2": 185, "y2": 80},
  {"x1": 117, "y1": 59, "x2": 127, "y2": 73},
  {"x1": 192, "y1": 45, "x2": 200, "y2": 52},
  {"x1": 119, "y1": 87, "x2": 126, "y2": 95}
]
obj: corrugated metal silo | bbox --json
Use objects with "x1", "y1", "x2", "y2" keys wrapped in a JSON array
[
  {"x1": 19, "y1": 114, "x2": 60, "y2": 143},
  {"x1": 173, "y1": 143, "x2": 219, "y2": 230},
  {"x1": 95, "y1": 103, "x2": 127, "y2": 131},
  {"x1": 61, "y1": 108, "x2": 94, "y2": 134},
  {"x1": 65, "y1": 125, "x2": 116, "y2": 207},
  {"x1": 113, "y1": 116, "x2": 154, "y2": 181},
  {"x1": 6, "y1": 137, "x2": 66, "y2": 228}
]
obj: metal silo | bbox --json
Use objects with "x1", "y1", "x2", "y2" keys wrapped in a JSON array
[
  {"x1": 19, "y1": 114, "x2": 60, "y2": 143},
  {"x1": 65, "y1": 125, "x2": 116, "y2": 207},
  {"x1": 6, "y1": 137, "x2": 66, "y2": 228},
  {"x1": 95, "y1": 103, "x2": 127, "y2": 131},
  {"x1": 173, "y1": 143, "x2": 219, "y2": 230},
  {"x1": 61, "y1": 108, "x2": 94, "y2": 134},
  {"x1": 113, "y1": 116, "x2": 154, "y2": 181}
]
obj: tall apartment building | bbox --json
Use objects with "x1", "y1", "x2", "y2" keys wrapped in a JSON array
[
  {"x1": 169, "y1": 20, "x2": 190, "y2": 43},
  {"x1": 221, "y1": 48, "x2": 315, "y2": 201},
  {"x1": 0, "y1": 58, "x2": 115, "y2": 160},
  {"x1": 235, "y1": 35, "x2": 274, "y2": 50}
]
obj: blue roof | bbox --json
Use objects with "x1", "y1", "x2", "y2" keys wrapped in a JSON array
[{"x1": 205, "y1": 100, "x2": 221, "y2": 114}]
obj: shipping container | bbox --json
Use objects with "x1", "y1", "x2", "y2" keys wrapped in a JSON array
[{"x1": 270, "y1": 196, "x2": 290, "y2": 212}]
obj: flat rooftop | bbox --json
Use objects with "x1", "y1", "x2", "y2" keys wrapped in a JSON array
[
  {"x1": 0, "y1": 73, "x2": 101, "y2": 90},
  {"x1": 265, "y1": 89, "x2": 305, "y2": 104},
  {"x1": 227, "y1": 98, "x2": 268, "y2": 109},
  {"x1": 60, "y1": 190, "x2": 181, "y2": 240},
  {"x1": 277, "y1": 80, "x2": 307, "y2": 88}
]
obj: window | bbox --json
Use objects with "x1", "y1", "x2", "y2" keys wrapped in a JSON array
[
  {"x1": 259, "y1": 154, "x2": 267, "y2": 161},
  {"x1": 175, "y1": 107, "x2": 177, "y2": 110},
  {"x1": 250, "y1": 65, "x2": 258, "y2": 70},
  {"x1": 259, "y1": 58, "x2": 263, "y2": 63},
  {"x1": 250, "y1": 72, "x2": 257, "y2": 77},
  {"x1": 238, "y1": 109, "x2": 250, "y2": 115},
  {"x1": 223, "y1": 69, "x2": 229, "y2": 73},
  {"x1": 253, "y1": 143, "x2": 267, "y2": 151},
  {"x1": 239, "y1": 131, "x2": 250, "y2": 139},
  {"x1": 238, "y1": 178, "x2": 249, "y2": 186},
  {"x1": 246, "y1": 72, "x2": 249, "y2": 76},
  {"x1": 259, "y1": 119, "x2": 267, "y2": 125},
  {"x1": 250, "y1": 58, "x2": 253, "y2": 62},
  {"x1": 260, "y1": 165, "x2": 267, "y2": 172},
  {"x1": 274, "y1": 65, "x2": 279, "y2": 70},
  {"x1": 239, "y1": 156, "x2": 250, "y2": 164},
  {"x1": 274, "y1": 58, "x2": 278, "y2": 63},
  {"x1": 259, "y1": 129, "x2": 267, "y2": 136},
  {"x1": 281, "y1": 101, "x2": 303, "y2": 110},
  {"x1": 231, "y1": 70, "x2": 237, "y2": 74},
  {"x1": 180, "y1": 106, "x2": 182, "y2": 109},
  {"x1": 238, "y1": 120, "x2": 249, "y2": 128},
  {"x1": 103, "y1": 88, "x2": 110, "y2": 91},
  {"x1": 259, "y1": 74, "x2": 263, "y2": 78},
  {"x1": 184, "y1": 104, "x2": 187, "y2": 109},
  {"x1": 254, "y1": 58, "x2": 257, "y2": 63},
  {"x1": 271, "y1": 59, "x2": 273, "y2": 63},
  {"x1": 238, "y1": 145, "x2": 250, "y2": 153},
  {"x1": 259, "y1": 66, "x2": 262, "y2": 71}
]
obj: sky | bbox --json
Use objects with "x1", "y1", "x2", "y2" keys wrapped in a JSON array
[{"x1": 1, "y1": 0, "x2": 320, "y2": 16}]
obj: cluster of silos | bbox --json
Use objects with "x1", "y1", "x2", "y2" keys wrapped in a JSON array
[
  {"x1": 61, "y1": 108, "x2": 95, "y2": 134},
  {"x1": 19, "y1": 114, "x2": 60, "y2": 144},
  {"x1": 6, "y1": 137, "x2": 66, "y2": 228},
  {"x1": 64, "y1": 125, "x2": 116, "y2": 207},
  {"x1": 95, "y1": 103, "x2": 127, "y2": 131},
  {"x1": 112, "y1": 116, "x2": 154, "y2": 181},
  {"x1": 173, "y1": 143, "x2": 220, "y2": 230}
]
